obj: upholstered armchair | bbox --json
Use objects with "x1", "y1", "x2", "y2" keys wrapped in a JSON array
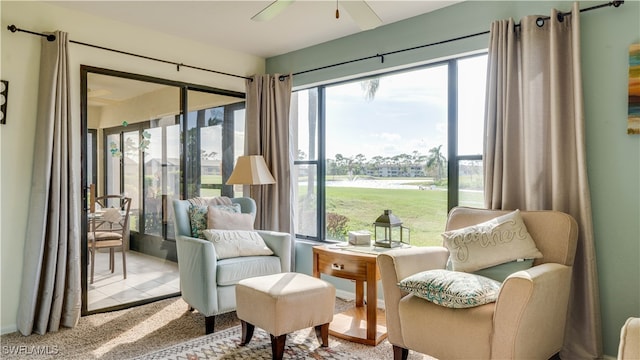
[
  {"x1": 618, "y1": 317, "x2": 640, "y2": 360},
  {"x1": 172, "y1": 197, "x2": 292, "y2": 334},
  {"x1": 378, "y1": 207, "x2": 578, "y2": 360}
]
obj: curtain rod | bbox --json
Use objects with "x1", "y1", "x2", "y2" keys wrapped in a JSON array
[
  {"x1": 6, "y1": 0, "x2": 623, "y2": 82},
  {"x1": 279, "y1": 0, "x2": 623, "y2": 80},
  {"x1": 6, "y1": 24, "x2": 252, "y2": 81}
]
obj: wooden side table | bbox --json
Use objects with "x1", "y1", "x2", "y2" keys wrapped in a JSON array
[{"x1": 312, "y1": 245, "x2": 387, "y2": 346}]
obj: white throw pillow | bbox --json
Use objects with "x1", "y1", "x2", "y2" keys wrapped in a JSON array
[
  {"x1": 207, "y1": 206, "x2": 254, "y2": 230},
  {"x1": 441, "y1": 209, "x2": 543, "y2": 272},
  {"x1": 202, "y1": 229, "x2": 273, "y2": 260}
]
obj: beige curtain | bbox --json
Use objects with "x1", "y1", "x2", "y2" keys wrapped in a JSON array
[
  {"x1": 245, "y1": 74, "x2": 293, "y2": 236},
  {"x1": 484, "y1": 4, "x2": 601, "y2": 359},
  {"x1": 17, "y1": 31, "x2": 81, "y2": 335}
]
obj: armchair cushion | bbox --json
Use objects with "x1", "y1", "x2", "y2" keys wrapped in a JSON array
[
  {"x1": 202, "y1": 229, "x2": 274, "y2": 259},
  {"x1": 398, "y1": 269, "x2": 501, "y2": 308},
  {"x1": 442, "y1": 209, "x2": 542, "y2": 272},
  {"x1": 216, "y1": 256, "x2": 283, "y2": 286},
  {"x1": 188, "y1": 203, "x2": 240, "y2": 239}
]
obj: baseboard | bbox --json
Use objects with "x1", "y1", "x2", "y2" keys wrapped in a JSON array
[{"x1": 1, "y1": 324, "x2": 17, "y2": 335}]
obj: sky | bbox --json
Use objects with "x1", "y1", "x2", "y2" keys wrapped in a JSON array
[
  {"x1": 136, "y1": 54, "x2": 487, "y2": 166},
  {"x1": 295, "y1": 54, "x2": 487, "y2": 163}
]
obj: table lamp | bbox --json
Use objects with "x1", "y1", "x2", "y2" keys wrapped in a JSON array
[{"x1": 226, "y1": 155, "x2": 276, "y2": 187}]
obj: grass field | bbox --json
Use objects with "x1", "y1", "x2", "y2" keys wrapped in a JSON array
[
  {"x1": 325, "y1": 186, "x2": 450, "y2": 247},
  {"x1": 202, "y1": 173, "x2": 482, "y2": 247}
]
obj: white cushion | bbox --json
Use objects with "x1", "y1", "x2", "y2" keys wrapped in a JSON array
[
  {"x1": 188, "y1": 203, "x2": 240, "y2": 239},
  {"x1": 207, "y1": 206, "x2": 254, "y2": 230},
  {"x1": 202, "y1": 229, "x2": 273, "y2": 260},
  {"x1": 442, "y1": 209, "x2": 542, "y2": 272}
]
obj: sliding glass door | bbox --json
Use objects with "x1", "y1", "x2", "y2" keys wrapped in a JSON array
[{"x1": 81, "y1": 66, "x2": 245, "y2": 315}]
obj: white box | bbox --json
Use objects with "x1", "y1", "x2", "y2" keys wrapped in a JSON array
[{"x1": 348, "y1": 230, "x2": 371, "y2": 245}]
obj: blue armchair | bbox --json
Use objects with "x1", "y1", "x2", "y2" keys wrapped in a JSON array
[{"x1": 172, "y1": 197, "x2": 292, "y2": 334}]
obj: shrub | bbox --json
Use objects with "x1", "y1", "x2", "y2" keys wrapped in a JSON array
[{"x1": 326, "y1": 212, "x2": 349, "y2": 240}]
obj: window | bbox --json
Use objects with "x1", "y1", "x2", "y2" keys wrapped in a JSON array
[
  {"x1": 292, "y1": 54, "x2": 487, "y2": 246},
  {"x1": 102, "y1": 98, "x2": 245, "y2": 241}
]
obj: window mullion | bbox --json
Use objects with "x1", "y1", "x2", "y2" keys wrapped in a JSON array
[
  {"x1": 318, "y1": 86, "x2": 327, "y2": 241},
  {"x1": 447, "y1": 59, "x2": 459, "y2": 211}
]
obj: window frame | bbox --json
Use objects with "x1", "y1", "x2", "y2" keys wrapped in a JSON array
[{"x1": 292, "y1": 53, "x2": 487, "y2": 242}]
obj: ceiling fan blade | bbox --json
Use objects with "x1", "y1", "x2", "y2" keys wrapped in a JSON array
[
  {"x1": 251, "y1": 0, "x2": 295, "y2": 22},
  {"x1": 341, "y1": 0, "x2": 382, "y2": 30}
]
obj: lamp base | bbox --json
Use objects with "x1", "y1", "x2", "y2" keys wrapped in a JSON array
[{"x1": 373, "y1": 240, "x2": 404, "y2": 248}]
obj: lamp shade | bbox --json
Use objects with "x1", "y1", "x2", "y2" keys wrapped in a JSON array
[{"x1": 226, "y1": 155, "x2": 276, "y2": 185}]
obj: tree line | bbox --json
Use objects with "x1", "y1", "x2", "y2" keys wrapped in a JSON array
[{"x1": 301, "y1": 145, "x2": 447, "y2": 180}]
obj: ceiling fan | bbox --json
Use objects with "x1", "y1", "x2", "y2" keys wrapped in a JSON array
[{"x1": 251, "y1": 0, "x2": 383, "y2": 31}]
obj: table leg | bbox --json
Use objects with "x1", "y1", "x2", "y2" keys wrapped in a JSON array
[
  {"x1": 355, "y1": 280, "x2": 364, "y2": 307},
  {"x1": 366, "y1": 262, "x2": 377, "y2": 341}
]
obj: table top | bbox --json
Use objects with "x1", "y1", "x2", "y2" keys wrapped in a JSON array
[{"x1": 314, "y1": 243, "x2": 411, "y2": 257}]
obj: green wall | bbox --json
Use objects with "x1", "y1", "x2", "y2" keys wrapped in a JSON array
[{"x1": 268, "y1": 1, "x2": 640, "y2": 357}]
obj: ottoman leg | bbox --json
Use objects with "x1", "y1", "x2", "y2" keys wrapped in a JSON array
[
  {"x1": 270, "y1": 333, "x2": 287, "y2": 360},
  {"x1": 314, "y1": 323, "x2": 329, "y2": 347},
  {"x1": 240, "y1": 320, "x2": 255, "y2": 345}
]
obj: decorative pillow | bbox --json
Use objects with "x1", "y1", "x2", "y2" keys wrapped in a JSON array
[
  {"x1": 473, "y1": 259, "x2": 534, "y2": 282},
  {"x1": 441, "y1": 209, "x2": 543, "y2": 272},
  {"x1": 188, "y1": 204, "x2": 240, "y2": 239},
  {"x1": 445, "y1": 257, "x2": 535, "y2": 283},
  {"x1": 397, "y1": 269, "x2": 501, "y2": 308},
  {"x1": 188, "y1": 196, "x2": 233, "y2": 206},
  {"x1": 202, "y1": 229, "x2": 273, "y2": 260},
  {"x1": 207, "y1": 206, "x2": 254, "y2": 230}
]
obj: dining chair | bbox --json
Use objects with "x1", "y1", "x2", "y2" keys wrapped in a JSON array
[{"x1": 89, "y1": 195, "x2": 132, "y2": 284}]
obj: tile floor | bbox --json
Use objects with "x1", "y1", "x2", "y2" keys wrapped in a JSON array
[{"x1": 88, "y1": 250, "x2": 180, "y2": 311}]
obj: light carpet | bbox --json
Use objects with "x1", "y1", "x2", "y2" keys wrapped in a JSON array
[
  {"x1": 0, "y1": 296, "x2": 433, "y2": 359},
  {"x1": 133, "y1": 325, "x2": 363, "y2": 360}
]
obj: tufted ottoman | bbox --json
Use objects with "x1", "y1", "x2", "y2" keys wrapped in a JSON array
[{"x1": 235, "y1": 272, "x2": 336, "y2": 359}]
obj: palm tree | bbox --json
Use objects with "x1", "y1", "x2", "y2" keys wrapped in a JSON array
[
  {"x1": 426, "y1": 145, "x2": 447, "y2": 182},
  {"x1": 360, "y1": 78, "x2": 380, "y2": 101},
  {"x1": 354, "y1": 154, "x2": 366, "y2": 175}
]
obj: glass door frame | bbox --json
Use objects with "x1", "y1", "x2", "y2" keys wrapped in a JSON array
[{"x1": 80, "y1": 65, "x2": 245, "y2": 316}]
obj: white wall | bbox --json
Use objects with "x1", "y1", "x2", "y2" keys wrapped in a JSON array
[{"x1": 0, "y1": 0, "x2": 264, "y2": 334}]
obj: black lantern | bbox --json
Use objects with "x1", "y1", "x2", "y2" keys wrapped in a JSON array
[{"x1": 373, "y1": 210, "x2": 410, "y2": 248}]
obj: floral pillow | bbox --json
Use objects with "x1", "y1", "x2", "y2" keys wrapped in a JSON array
[
  {"x1": 398, "y1": 269, "x2": 501, "y2": 308},
  {"x1": 188, "y1": 204, "x2": 240, "y2": 239}
]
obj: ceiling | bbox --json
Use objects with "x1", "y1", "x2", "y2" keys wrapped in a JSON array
[{"x1": 53, "y1": 1, "x2": 462, "y2": 58}]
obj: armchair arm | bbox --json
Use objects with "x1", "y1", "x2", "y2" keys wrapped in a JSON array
[
  {"x1": 491, "y1": 263, "x2": 573, "y2": 360},
  {"x1": 618, "y1": 317, "x2": 640, "y2": 360},
  {"x1": 377, "y1": 246, "x2": 449, "y2": 347},
  {"x1": 256, "y1": 230, "x2": 292, "y2": 272},
  {"x1": 175, "y1": 235, "x2": 219, "y2": 316}
]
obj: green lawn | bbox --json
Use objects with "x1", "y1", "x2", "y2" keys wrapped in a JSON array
[
  {"x1": 325, "y1": 186, "x2": 449, "y2": 247},
  {"x1": 202, "y1": 173, "x2": 483, "y2": 247}
]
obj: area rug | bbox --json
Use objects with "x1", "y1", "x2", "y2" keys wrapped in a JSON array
[{"x1": 132, "y1": 325, "x2": 364, "y2": 360}]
